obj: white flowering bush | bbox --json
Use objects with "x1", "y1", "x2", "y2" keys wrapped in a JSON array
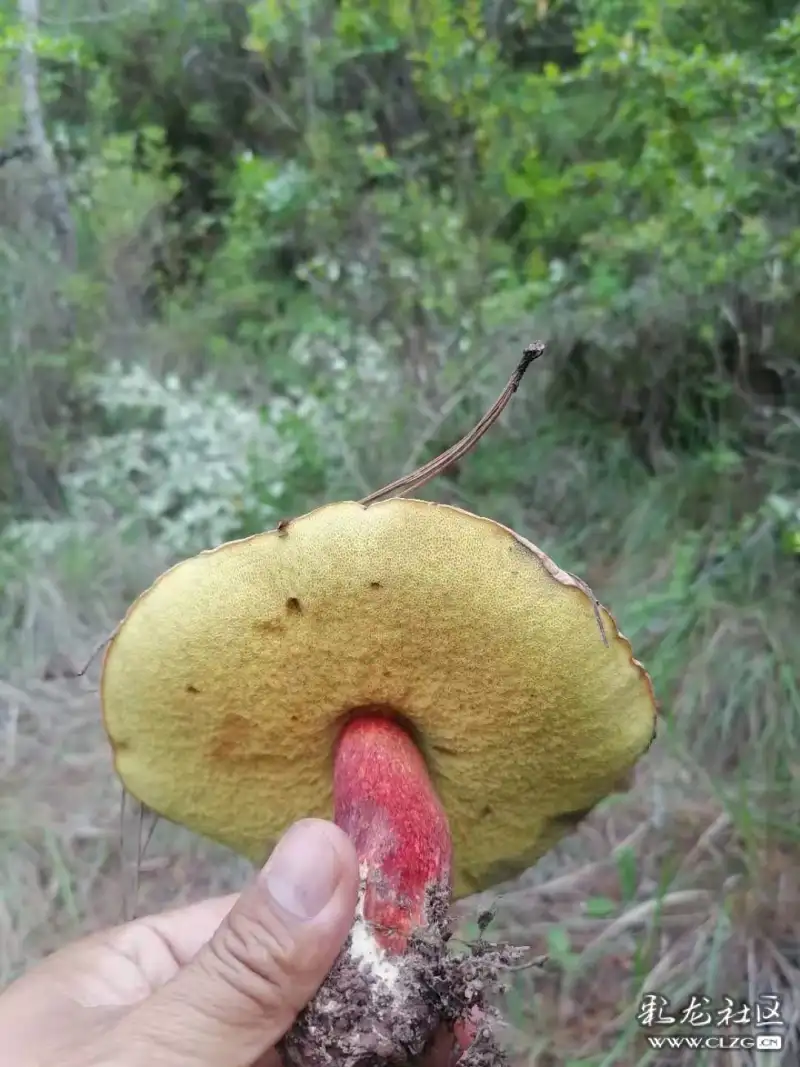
[
  {"x1": 66, "y1": 362, "x2": 301, "y2": 556},
  {"x1": 1, "y1": 363, "x2": 296, "y2": 573},
  {"x1": 1, "y1": 325, "x2": 411, "y2": 578}
]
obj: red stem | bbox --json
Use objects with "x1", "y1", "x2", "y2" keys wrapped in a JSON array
[{"x1": 333, "y1": 715, "x2": 452, "y2": 953}]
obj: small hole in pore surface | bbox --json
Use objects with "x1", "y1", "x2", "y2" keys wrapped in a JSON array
[
  {"x1": 369, "y1": 581, "x2": 382, "y2": 590},
  {"x1": 186, "y1": 684, "x2": 200, "y2": 694},
  {"x1": 286, "y1": 597, "x2": 303, "y2": 615}
]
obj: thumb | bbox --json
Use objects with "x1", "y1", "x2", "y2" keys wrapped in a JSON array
[{"x1": 118, "y1": 819, "x2": 359, "y2": 1067}]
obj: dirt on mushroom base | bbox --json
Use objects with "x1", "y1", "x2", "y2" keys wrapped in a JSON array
[{"x1": 280, "y1": 882, "x2": 530, "y2": 1067}]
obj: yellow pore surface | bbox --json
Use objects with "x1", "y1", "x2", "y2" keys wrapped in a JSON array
[{"x1": 101, "y1": 499, "x2": 657, "y2": 898}]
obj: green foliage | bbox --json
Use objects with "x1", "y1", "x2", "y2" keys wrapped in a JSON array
[{"x1": 0, "y1": 0, "x2": 796, "y2": 637}]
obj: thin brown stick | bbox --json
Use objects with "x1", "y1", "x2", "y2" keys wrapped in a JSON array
[
  {"x1": 357, "y1": 341, "x2": 609, "y2": 648},
  {"x1": 120, "y1": 784, "x2": 133, "y2": 923},
  {"x1": 70, "y1": 625, "x2": 120, "y2": 678},
  {"x1": 132, "y1": 799, "x2": 144, "y2": 921},
  {"x1": 506, "y1": 953, "x2": 549, "y2": 973},
  {"x1": 567, "y1": 570, "x2": 609, "y2": 649},
  {"x1": 120, "y1": 790, "x2": 158, "y2": 922},
  {"x1": 359, "y1": 342, "x2": 545, "y2": 506}
]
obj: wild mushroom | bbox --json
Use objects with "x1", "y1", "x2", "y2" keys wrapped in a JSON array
[{"x1": 100, "y1": 346, "x2": 658, "y2": 1067}]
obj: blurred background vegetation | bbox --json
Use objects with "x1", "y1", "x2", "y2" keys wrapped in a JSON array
[{"x1": 1, "y1": 0, "x2": 799, "y2": 1063}]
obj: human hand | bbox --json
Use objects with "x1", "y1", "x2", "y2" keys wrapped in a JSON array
[{"x1": 0, "y1": 818, "x2": 369, "y2": 1067}]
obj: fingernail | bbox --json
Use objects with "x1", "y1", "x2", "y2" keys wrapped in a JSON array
[{"x1": 260, "y1": 820, "x2": 341, "y2": 920}]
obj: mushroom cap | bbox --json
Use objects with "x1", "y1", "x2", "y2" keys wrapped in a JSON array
[{"x1": 101, "y1": 499, "x2": 657, "y2": 898}]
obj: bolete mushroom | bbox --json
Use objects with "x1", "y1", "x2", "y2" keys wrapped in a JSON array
[{"x1": 100, "y1": 346, "x2": 657, "y2": 1067}]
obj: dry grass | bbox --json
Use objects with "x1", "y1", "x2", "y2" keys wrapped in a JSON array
[
  {"x1": 1, "y1": 426, "x2": 799, "y2": 1067},
  {"x1": 459, "y1": 758, "x2": 800, "y2": 1066},
  {"x1": 0, "y1": 669, "x2": 249, "y2": 985}
]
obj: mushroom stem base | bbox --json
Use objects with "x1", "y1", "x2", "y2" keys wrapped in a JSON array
[{"x1": 280, "y1": 880, "x2": 518, "y2": 1067}]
